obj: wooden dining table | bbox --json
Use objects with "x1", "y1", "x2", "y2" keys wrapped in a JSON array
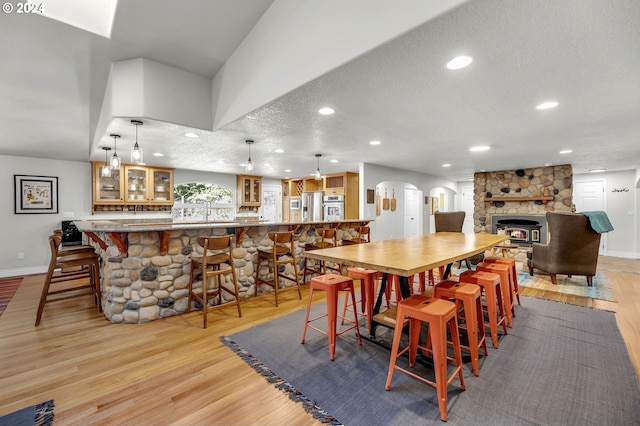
[{"x1": 303, "y1": 232, "x2": 509, "y2": 335}]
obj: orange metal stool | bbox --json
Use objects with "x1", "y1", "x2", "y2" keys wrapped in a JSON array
[
  {"x1": 385, "y1": 295, "x2": 466, "y2": 422},
  {"x1": 341, "y1": 267, "x2": 382, "y2": 330},
  {"x1": 484, "y1": 257, "x2": 521, "y2": 307},
  {"x1": 433, "y1": 280, "x2": 488, "y2": 376},
  {"x1": 458, "y1": 270, "x2": 508, "y2": 348},
  {"x1": 475, "y1": 262, "x2": 513, "y2": 327},
  {"x1": 301, "y1": 274, "x2": 362, "y2": 360}
]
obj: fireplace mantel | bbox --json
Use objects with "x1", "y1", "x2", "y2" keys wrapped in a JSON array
[{"x1": 484, "y1": 196, "x2": 554, "y2": 206}]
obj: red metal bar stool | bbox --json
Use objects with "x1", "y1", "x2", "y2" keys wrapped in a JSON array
[
  {"x1": 433, "y1": 280, "x2": 488, "y2": 376},
  {"x1": 301, "y1": 274, "x2": 362, "y2": 360},
  {"x1": 341, "y1": 267, "x2": 382, "y2": 330},
  {"x1": 483, "y1": 257, "x2": 521, "y2": 307},
  {"x1": 475, "y1": 262, "x2": 514, "y2": 327},
  {"x1": 458, "y1": 270, "x2": 508, "y2": 348},
  {"x1": 385, "y1": 295, "x2": 466, "y2": 422}
]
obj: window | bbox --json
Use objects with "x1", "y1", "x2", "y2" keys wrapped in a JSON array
[{"x1": 173, "y1": 183, "x2": 234, "y2": 222}]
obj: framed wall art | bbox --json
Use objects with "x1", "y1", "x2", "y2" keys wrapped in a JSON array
[{"x1": 14, "y1": 175, "x2": 59, "y2": 214}]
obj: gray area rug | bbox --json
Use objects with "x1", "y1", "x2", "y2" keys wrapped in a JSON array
[{"x1": 222, "y1": 296, "x2": 640, "y2": 425}]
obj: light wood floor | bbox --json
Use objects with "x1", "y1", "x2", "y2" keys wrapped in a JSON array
[{"x1": 1, "y1": 256, "x2": 638, "y2": 424}]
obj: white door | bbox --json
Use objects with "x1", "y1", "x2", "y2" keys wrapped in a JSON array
[
  {"x1": 574, "y1": 180, "x2": 606, "y2": 254},
  {"x1": 461, "y1": 184, "x2": 474, "y2": 233},
  {"x1": 403, "y1": 187, "x2": 421, "y2": 237},
  {"x1": 260, "y1": 185, "x2": 280, "y2": 222}
]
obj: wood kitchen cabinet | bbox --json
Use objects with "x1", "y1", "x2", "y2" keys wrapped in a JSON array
[
  {"x1": 237, "y1": 175, "x2": 262, "y2": 206},
  {"x1": 91, "y1": 161, "x2": 174, "y2": 213},
  {"x1": 325, "y1": 172, "x2": 359, "y2": 219}
]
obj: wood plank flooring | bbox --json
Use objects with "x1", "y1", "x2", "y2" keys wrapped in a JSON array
[{"x1": 0, "y1": 256, "x2": 638, "y2": 424}]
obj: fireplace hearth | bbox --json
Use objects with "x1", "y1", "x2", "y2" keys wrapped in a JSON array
[{"x1": 491, "y1": 215, "x2": 547, "y2": 247}]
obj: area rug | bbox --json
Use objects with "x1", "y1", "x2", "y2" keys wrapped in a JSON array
[
  {"x1": 221, "y1": 297, "x2": 640, "y2": 425},
  {"x1": 0, "y1": 277, "x2": 23, "y2": 318},
  {"x1": 517, "y1": 270, "x2": 617, "y2": 302},
  {"x1": 0, "y1": 400, "x2": 54, "y2": 426}
]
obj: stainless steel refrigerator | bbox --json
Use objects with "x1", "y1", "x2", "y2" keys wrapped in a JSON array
[{"x1": 301, "y1": 191, "x2": 323, "y2": 222}]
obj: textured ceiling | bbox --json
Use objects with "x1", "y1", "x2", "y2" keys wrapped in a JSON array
[{"x1": 2, "y1": 0, "x2": 639, "y2": 183}]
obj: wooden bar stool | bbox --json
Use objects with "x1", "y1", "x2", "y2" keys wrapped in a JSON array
[
  {"x1": 35, "y1": 233, "x2": 101, "y2": 326},
  {"x1": 433, "y1": 280, "x2": 488, "y2": 376},
  {"x1": 458, "y1": 270, "x2": 508, "y2": 348},
  {"x1": 385, "y1": 295, "x2": 465, "y2": 422},
  {"x1": 341, "y1": 267, "x2": 382, "y2": 330},
  {"x1": 301, "y1": 274, "x2": 362, "y2": 360},
  {"x1": 303, "y1": 228, "x2": 343, "y2": 283},
  {"x1": 475, "y1": 262, "x2": 514, "y2": 326},
  {"x1": 188, "y1": 235, "x2": 242, "y2": 328},
  {"x1": 256, "y1": 231, "x2": 301, "y2": 307},
  {"x1": 342, "y1": 225, "x2": 370, "y2": 245},
  {"x1": 484, "y1": 257, "x2": 521, "y2": 307}
]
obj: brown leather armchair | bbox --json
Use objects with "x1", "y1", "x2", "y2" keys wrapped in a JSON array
[{"x1": 527, "y1": 211, "x2": 602, "y2": 286}]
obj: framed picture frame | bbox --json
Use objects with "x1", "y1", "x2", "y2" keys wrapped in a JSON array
[
  {"x1": 14, "y1": 175, "x2": 59, "y2": 214},
  {"x1": 366, "y1": 189, "x2": 375, "y2": 204}
]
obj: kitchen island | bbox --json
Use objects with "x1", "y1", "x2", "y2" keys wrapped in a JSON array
[{"x1": 74, "y1": 219, "x2": 369, "y2": 323}]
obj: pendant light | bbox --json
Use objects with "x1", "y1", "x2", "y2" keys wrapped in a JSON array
[
  {"x1": 314, "y1": 153, "x2": 322, "y2": 180},
  {"x1": 245, "y1": 140, "x2": 254, "y2": 172},
  {"x1": 130, "y1": 120, "x2": 144, "y2": 164},
  {"x1": 101, "y1": 147, "x2": 112, "y2": 177},
  {"x1": 110, "y1": 134, "x2": 121, "y2": 169}
]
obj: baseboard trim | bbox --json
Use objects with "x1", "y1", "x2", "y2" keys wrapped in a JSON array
[
  {"x1": 605, "y1": 251, "x2": 639, "y2": 259},
  {"x1": 0, "y1": 266, "x2": 47, "y2": 279}
]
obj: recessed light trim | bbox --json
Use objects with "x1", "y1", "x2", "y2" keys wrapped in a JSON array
[
  {"x1": 184, "y1": 132, "x2": 198, "y2": 138},
  {"x1": 442, "y1": 163, "x2": 451, "y2": 167},
  {"x1": 152, "y1": 152, "x2": 164, "y2": 157},
  {"x1": 274, "y1": 148, "x2": 284, "y2": 153},
  {"x1": 589, "y1": 168, "x2": 606, "y2": 173},
  {"x1": 284, "y1": 169, "x2": 292, "y2": 173},
  {"x1": 330, "y1": 159, "x2": 338, "y2": 163},
  {"x1": 536, "y1": 101, "x2": 559, "y2": 110},
  {"x1": 369, "y1": 140, "x2": 381, "y2": 146},
  {"x1": 318, "y1": 107, "x2": 334, "y2": 115},
  {"x1": 559, "y1": 149, "x2": 573, "y2": 154},
  {"x1": 446, "y1": 55, "x2": 473, "y2": 70},
  {"x1": 469, "y1": 145, "x2": 490, "y2": 152}
]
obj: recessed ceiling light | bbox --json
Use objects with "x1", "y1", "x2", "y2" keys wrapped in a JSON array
[
  {"x1": 536, "y1": 101, "x2": 559, "y2": 110},
  {"x1": 275, "y1": 148, "x2": 284, "y2": 153},
  {"x1": 589, "y1": 168, "x2": 606, "y2": 173},
  {"x1": 559, "y1": 149, "x2": 573, "y2": 154},
  {"x1": 184, "y1": 132, "x2": 198, "y2": 138},
  {"x1": 369, "y1": 140, "x2": 381, "y2": 146},
  {"x1": 318, "y1": 107, "x2": 334, "y2": 115},
  {"x1": 469, "y1": 146, "x2": 490, "y2": 152},
  {"x1": 446, "y1": 55, "x2": 473, "y2": 70},
  {"x1": 442, "y1": 163, "x2": 451, "y2": 167},
  {"x1": 284, "y1": 169, "x2": 292, "y2": 173},
  {"x1": 330, "y1": 159, "x2": 338, "y2": 163},
  {"x1": 152, "y1": 152, "x2": 164, "y2": 157}
]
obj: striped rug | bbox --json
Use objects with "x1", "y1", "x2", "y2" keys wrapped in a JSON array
[{"x1": 0, "y1": 277, "x2": 23, "y2": 318}]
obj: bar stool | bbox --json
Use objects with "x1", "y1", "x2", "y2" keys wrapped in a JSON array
[
  {"x1": 302, "y1": 228, "x2": 343, "y2": 283},
  {"x1": 433, "y1": 280, "x2": 488, "y2": 376},
  {"x1": 475, "y1": 262, "x2": 514, "y2": 326},
  {"x1": 458, "y1": 270, "x2": 508, "y2": 348},
  {"x1": 341, "y1": 267, "x2": 382, "y2": 330},
  {"x1": 301, "y1": 274, "x2": 362, "y2": 360},
  {"x1": 483, "y1": 257, "x2": 521, "y2": 307},
  {"x1": 188, "y1": 235, "x2": 242, "y2": 328},
  {"x1": 256, "y1": 231, "x2": 301, "y2": 307},
  {"x1": 385, "y1": 295, "x2": 465, "y2": 422},
  {"x1": 35, "y1": 233, "x2": 101, "y2": 326}
]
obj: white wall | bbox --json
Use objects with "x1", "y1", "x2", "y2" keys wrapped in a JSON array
[{"x1": 575, "y1": 170, "x2": 638, "y2": 258}]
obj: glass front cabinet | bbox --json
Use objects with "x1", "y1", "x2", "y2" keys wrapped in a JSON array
[
  {"x1": 236, "y1": 175, "x2": 262, "y2": 206},
  {"x1": 91, "y1": 162, "x2": 174, "y2": 213}
]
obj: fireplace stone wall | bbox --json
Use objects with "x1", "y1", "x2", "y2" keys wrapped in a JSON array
[{"x1": 473, "y1": 164, "x2": 574, "y2": 262}]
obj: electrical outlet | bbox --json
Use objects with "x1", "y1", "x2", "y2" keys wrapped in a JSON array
[{"x1": 18, "y1": 252, "x2": 24, "y2": 259}]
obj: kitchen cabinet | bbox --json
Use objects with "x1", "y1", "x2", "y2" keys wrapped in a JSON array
[
  {"x1": 237, "y1": 175, "x2": 262, "y2": 206},
  {"x1": 91, "y1": 162, "x2": 174, "y2": 213},
  {"x1": 325, "y1": 172, "x2": 359, "y2": 219}
]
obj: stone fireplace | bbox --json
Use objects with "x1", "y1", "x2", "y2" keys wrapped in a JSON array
[{"x1": 473, "y1": 164, "x2": 573, "y2": 262}]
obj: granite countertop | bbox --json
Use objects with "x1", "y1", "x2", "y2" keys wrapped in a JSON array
[{"x1": 74, "y1": 219, "x2": 370, "y2": 233}]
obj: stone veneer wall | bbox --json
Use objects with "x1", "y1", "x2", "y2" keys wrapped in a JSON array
[
  {"x1": 90, "y1": 223, "x2": 361, "y2": 324},
  {"x1": 473, "y1": 164, "x2": 574, "y2": 262}
]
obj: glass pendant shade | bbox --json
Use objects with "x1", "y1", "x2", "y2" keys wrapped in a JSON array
[
  {"x1": 314, "y1": 154, "x2": 322, "y2": 180},
  {"x1": 245, "y1": 140, "x2": 254, "y2": 172},
  {"x1": 110, "y1": 134, "x2": 121, "y2": 170},
  {"x1": 130, "y1": 120, "x2": 144, "y2": 163},
  {"x1": 101, "y1": 147, "x2": 111, "y2": 177}
]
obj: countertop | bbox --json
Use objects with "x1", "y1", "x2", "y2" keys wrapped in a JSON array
[{"x1": 74, "y1": 219, "x2": 370, "y2": 233}]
